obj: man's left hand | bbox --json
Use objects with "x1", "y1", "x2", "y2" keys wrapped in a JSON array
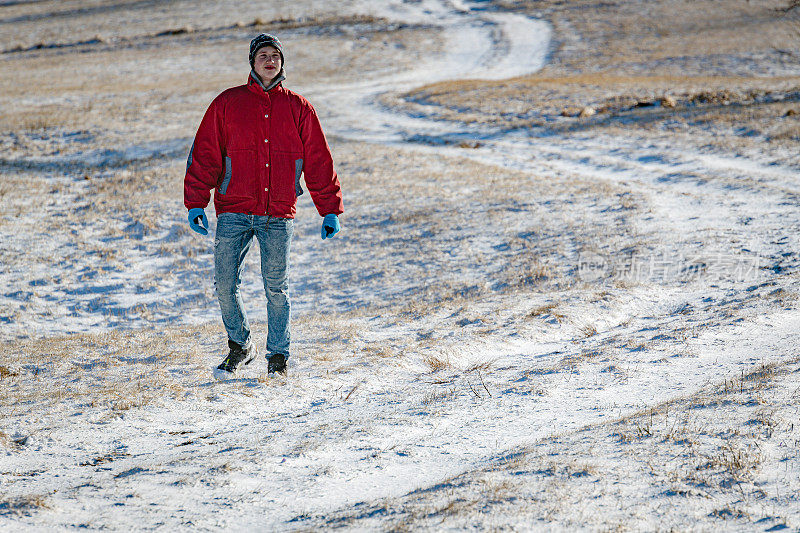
[{"x1": 321, "y1": 214, "x2": 340, "y2": 240}]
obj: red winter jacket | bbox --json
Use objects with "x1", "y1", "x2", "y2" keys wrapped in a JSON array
[{"x1": 184, "y1": 74, "x2": 343, "y2": 219}]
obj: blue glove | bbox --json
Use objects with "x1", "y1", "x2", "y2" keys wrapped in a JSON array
[
  {"x1": 321, "y1": 213, "x2": 340, "y2": 240},
  {"x1": 188, "y1": 208, "x2": 208, "y2": 235}
]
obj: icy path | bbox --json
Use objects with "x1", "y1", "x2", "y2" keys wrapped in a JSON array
[{"x1": 301, "y1": 0, "x2": 551, "y2": 142}]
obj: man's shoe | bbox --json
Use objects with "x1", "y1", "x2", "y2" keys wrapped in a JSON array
[
  {"x1": 213, "y1": 340, "x2": 255, "y2": 380},
  {"x1": 267, "y1": 353, "x2": 287, "y2": 375}
]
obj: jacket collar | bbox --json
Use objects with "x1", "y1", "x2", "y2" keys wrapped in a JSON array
[{"x1": 249, "y1": 69, "x2": 285, "y2": 93}]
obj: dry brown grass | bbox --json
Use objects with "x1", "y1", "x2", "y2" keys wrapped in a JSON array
[
  {"x1": 0, "y1": 1, "x2": 374, "y2": 49},
  {"x1": 421, "y1": 389, "x2": 456, "y2": 405},
  {"x1": 771, "y1": 123, "x2": 800, "y2": 141},
  {"x1": 496, "y1": 0, "x2": 796, "y2": 74},
  {"x1": 401, "y1": 73, "x2": 800, "y2": 133},
  {"x1": 0, "y1": 494, "x2": 51, "y2": 516},
  {"x1": 611, "y1": 359, "x2": 792, "y2": 493},
  {"x1": 384, "y1": 0, "x2": 800, "y2": 161},
  {"x1": 423, "y1": 353, "x2": 452, "y2": 372},
  {"x1": 0, "y1": 13, "x2": 441, "y2": 137},
  {"x1": 0, "y1": 365, "x2": 18, "y2": 379},
  {"x1": 527, "y1": 302, "x2": 564, "y2": 321},
  {"x1": 0, "y1": 326, "x2": 214, "y2": 427}
]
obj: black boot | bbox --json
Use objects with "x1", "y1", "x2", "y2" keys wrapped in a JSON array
[
  {"x1": 267, "y1": 353, "x2": 287, "y2": 375},
  {"x1": 213, "y1": 340, "x2": 255, "y2": 380}
]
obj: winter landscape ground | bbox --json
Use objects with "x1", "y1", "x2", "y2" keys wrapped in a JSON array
[{"x1": 1, "y1": 0, "x2": 800, "y2": 530}]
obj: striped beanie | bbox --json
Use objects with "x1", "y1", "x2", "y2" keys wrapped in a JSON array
[{"x1": 249, "y1": 34, "x2": 284, "y2": 68}]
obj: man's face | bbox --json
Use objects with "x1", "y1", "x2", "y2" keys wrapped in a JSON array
[{"x1": 253, "y1": 45, "x2": 282, "y2": 83}]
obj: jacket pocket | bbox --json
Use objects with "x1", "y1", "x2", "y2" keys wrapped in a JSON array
[
  {"x1": 219, "y1": 156, "x2": 232, "y2": 195},
  {"x1": 294, "y1": 158, "x2": 304, "y2": 197},
  {"x1": 220, "y1": 149, "x2": 256, "y2": 198},
  {"x1": 270, "y1": 151, "x2": 303, "y2": 202},
  {"x1": 186, "y1": 142, "x2": 194, "y2": 172}
]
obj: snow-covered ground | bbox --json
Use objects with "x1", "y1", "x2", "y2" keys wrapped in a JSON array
[{"x1": 1, "y1": 0, "x2": 799, "y2": 530}]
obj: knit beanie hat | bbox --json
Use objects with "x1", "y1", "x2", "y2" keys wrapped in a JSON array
[{"x1": 249, "y1": 33, "x2": 284, "y2": 69}]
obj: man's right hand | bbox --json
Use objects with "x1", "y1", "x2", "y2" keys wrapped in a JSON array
[{"x1": 188, "y1": 208, "x2": 209, "y2": 235}]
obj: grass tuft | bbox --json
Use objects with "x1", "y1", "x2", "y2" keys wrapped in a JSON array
[
  {"x1": 0, "y1": 495, "x2": 51, "y2": 517},
  {"x1": 423, "y1": 354, "x2": 452, "y2": 372}
]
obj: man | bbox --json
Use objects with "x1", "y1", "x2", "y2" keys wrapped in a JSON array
[{"x1": 184, "y1": 33, "x2": 343, "y2": 379}]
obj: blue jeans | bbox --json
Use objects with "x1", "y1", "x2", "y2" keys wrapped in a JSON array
[{"x1": 214, "y1": 213, "x2": 293, "y2": 358}]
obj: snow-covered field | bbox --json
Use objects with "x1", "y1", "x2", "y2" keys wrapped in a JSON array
[{"x1": 1, "y1": 0, "x2": 799, "y2": 530}]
